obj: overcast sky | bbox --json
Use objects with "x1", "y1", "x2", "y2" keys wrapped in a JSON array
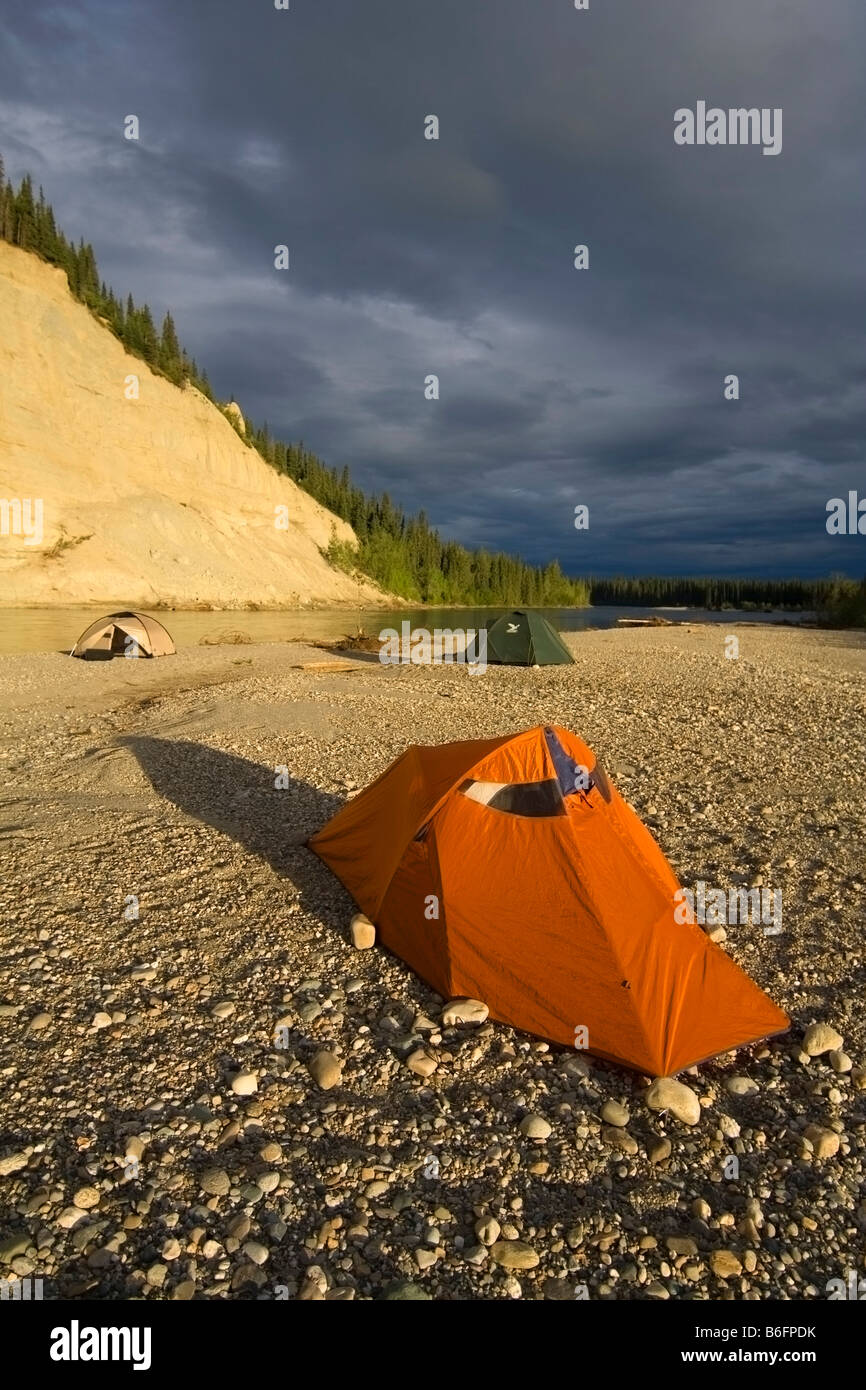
[{"x1": 1, "y1": 0, "x2": 864, "y2": 576}]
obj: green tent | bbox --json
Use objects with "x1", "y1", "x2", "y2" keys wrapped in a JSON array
[{"x1": 484, "y1": 610, "x2": 574, "y2": 666}]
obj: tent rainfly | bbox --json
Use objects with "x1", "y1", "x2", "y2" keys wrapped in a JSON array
[
  {"x1": 308, "y1": 724, "x2": 789, "y2": 1076},
  {"x1": 484, "y1": 610, "x2": 574, "y2": 665},
  {"x1": 71, "y1": 611, "x2": 175, "y2": 659}
]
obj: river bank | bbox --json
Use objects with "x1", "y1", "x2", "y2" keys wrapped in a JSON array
[{"x1": 0, "y1": 623, "x2": 863, "y2": 1300}]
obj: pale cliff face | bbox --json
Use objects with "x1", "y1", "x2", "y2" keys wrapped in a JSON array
[{"x1": 0, "y1": 241, "x2": 385, "y2": 608}]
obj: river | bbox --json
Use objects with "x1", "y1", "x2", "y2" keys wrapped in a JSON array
[{"x1": 0, "y1": 605, "x2": 811, "y2": 655}]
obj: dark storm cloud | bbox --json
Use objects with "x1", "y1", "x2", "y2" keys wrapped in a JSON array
[{"x1": 0, "y1": 0, "x2": 864, "y2": 575}]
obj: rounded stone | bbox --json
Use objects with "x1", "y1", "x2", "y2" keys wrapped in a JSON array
[
  {"x1": 601, "y1": 1100, "x2": 629, "y2": 1127},
  {"x1": 519, "y1": 1114, "x2": 551, "y2": 1140},
  {"x1": 200, "y1": 1167, "x2": 231, "y2": 1197},
  {"x1": 645, "y1": 1077, "x2": 701, "y2": 1125}
]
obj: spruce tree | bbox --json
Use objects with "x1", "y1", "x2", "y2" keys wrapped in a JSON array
[{"x1": 159, "y1": 312, "x2": 182, "y2": 383}]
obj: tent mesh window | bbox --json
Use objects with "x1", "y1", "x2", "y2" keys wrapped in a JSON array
[
  {"x1": 544, "y1": 726, "x2": 612, "y2": 803},
  {"x1": 458, "y1": 778, "x2": 566, "y2": 818}
]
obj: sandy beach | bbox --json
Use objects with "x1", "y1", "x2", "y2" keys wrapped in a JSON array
[{"x1": 1, "y1": 623, "x2": 864, "y2": 1300}]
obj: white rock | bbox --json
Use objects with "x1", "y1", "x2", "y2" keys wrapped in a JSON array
[
  {"x1": 0, "y1": 1152, "x2": 28, "y2": 1176},
  {"x1": 803, "y1": 1124, "x2": 840, "y2": 1159},
  {"x1": 129, "y1": 965, "x2": 157, "y2": 982},
  {"x1": 243, "y1": 1240, "x2": 269, "y2": 1266},
  {"x1": 442, "y1": 998, "x2": 488, "y2": 1026},
  {"x1": 803, "y1": 1022, "x2": 843, "y2": 1056},
  {"x1": 601, "y1": 1099, "x2": 629, "y2": 1127},
  {"x1": 56, "y1": 1206, "x2": 88, "y2": 1229},
  {"x1": 645, "y1": 1076, "x2": 701, "y2": 1126},
  {"x1": 406, "y1": 1048, "x2": 438, "y2": 1078},
  {"x1": 91, "y1": 1012, "x2": 113, "y2": 1030},
  {"x1": 829, "y1": 1049, "x2": 852, "y2": 1074},
  {"x1": 725, "y1": 1075, "x2": 759, "y2": 1097},
  {"x1": 350, "y1": 913, "x2": 376, "y2": 949},
  {"x1": 230, "y1": 1071, "x2": 257, "y2": 1096},
  {"x1": 474, "y1": 1216, "x2": 501, "y2": 1246},
  {"x1": 519, "y1": 1114, "x2": 551, "y2": 1140}
]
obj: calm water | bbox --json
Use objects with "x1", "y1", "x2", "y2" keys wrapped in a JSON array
[{"x1": 0, "y1": 605, "x2": 809, "y2": 656}]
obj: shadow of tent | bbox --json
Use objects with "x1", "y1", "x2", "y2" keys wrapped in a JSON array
[{"x1": 120, "y1": 735, "x2": 349, "y2": 920}]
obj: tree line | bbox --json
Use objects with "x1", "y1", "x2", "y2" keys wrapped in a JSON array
[
  {"x1": 588, "y1": 574, "x2": 819, "y2": 610},
  {"x1": 0, "y1": 157, "x2": 214, "y2": 397},
  {"x1": 1, "y1": 153, "x2": 861, "y2": 622}
]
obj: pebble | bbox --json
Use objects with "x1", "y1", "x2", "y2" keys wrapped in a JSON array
[
  {"x1": 27, "y1": 1012, "x2": 52, "y2": 1033},
  {"x1": 91, "y1": 1012, "x2": 113, "y2": 1030},
  {"x1": 602, "y1": 1125, "x2": 638, "y2": 1154},
  {"x1": 463, "y1": 1245, "x2": 488, "y2": 1265},
  {"x1": 211, "y1": 1001, "x2": 236, "y2": 1019},
  {"x1": 0, "y1": 1232, "x2": 30, "y2": 1262},
  {"x1": 725, "y1": 1076, "x2": 759, "y2": 1096},
  {"x1": 802, "y1": 1022, "x2": 843, "y2": 1056},
  {"x1": 125, "y1": 1136, "x2": 146, "y2": 1163},
  {"x1": 645, "y1": 1076, "x2": 701, "y2": 1125},
  {"x1": 648, "y1": 1136, "x2": 671, "y2": 1164},
  {"x1": 474, "y1": 1216, "x2": 501, "y2": 1246},
  {"x1": 803, "y1": 1125, "x2": 840, "y2": 1159},
  {"x1": 200, "y1": 1167, "x2": 231, "y2": 1197},
  {"x1": 57, "y1": 1207, "x2": 88, "y2": 1229},
  {"x1": 0, "y1": 1152, "x2": 28, "y2": 1176},
  {"x1": 308, "y1": 1050, "x2": 343, "y2": 1090},
  {"x1": 666, "y1": 1236, "x2": 698, "y2": 1257},
  {"x1": 381, "y1": 1281, "x2": 432, "y2": 1300},
  {"x1": 490, "y1": 1240, "x2": 539, "y2": 1270},
  {"x1": 710, "y1": 1250, "x2": 743, "y2": 1279},
  {"x1": 519, "y1": 1114, "x2": 551, "y2": 1140},
  {"x1": 406, "y1": 1048, "x2": 438, "y2": 1078},
  {"x1": 442, "y1": 998, "x2": 489, "y2": 1026},
  {"x1": 230, "y1": 1071, "x2": 257, "y2": 1096},
  {"x1": 543, "y1": 1278, "x2": 576, "y2": 1301},
  {"x1": 350, "y1": 913, "x2": 376, "y2": 949},
  {"x1": 72, "y1": 1186, "x2": 100, "y2": 1210},
  {"x1": 601, "y1": 1100, "x2": 629, "y2": 1127},
  {"x1": 243, "y1": 1240, "x2": 269, "y2": 1265}
]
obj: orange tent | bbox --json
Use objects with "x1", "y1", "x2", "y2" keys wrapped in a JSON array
[{"x1": 308, "y1": 725, "x2": 789, "y2": 1076}]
